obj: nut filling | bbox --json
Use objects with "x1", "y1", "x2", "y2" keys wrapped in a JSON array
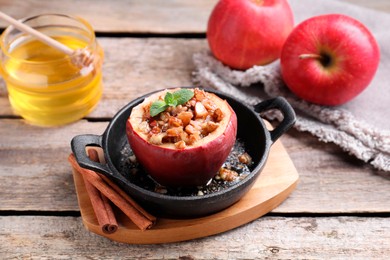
[{"x1": 139, "y1": 88, "x2": 225, "y2": 149}]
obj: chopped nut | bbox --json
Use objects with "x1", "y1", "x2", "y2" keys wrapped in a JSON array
[
  {"x1": 159, "y1": 112, "x2": 170, "y2": 122},
  {"x1": 213, "y1": 108, "x2": 224, "y2": 122},
  {"x1": 194, "y1": 88, "x2": 207, "y2": 101},
  {"x1": 129, "y1": 155, "x2": 137, "y2": 163},
  {"x1": 218, "y1": 167, "x2": 238, "y2": 182},
  {"x1": 166, "y1": 127, "x2": 183, "y2": 137},
  {"x1": 179, "y1": 131, "x2": 189, "y2": 144},
  {"x1": 148, "y1": 133, "x2": 165, "y2": 145},
  {"x1": 187, "y1": 98, "x2": 196, "y2": 108},
  {"x1": 170, "y1": 105, "x2": 184, "y2": 116},
  {"x1": 188, "y1": 132, "x2": 200, "y2": 144},
  {"x1": 168, "y1": 116, "x2": 183, "y2": 127},
  {"x1": 238, "y1": 152, "x2": 252, "y2": 165},
  {"x1": 195, "y1": 102, "x2": 208, "y2": 119},
  {"x1": 177, "y1": 111, "x2": 193, "y2": 126},
  {"x1": 202, "y1": 121, "x2": 219, "y2": 135},
  {"x1": 142, "y1": 103, "x2": 152, "y2": 120},
  {"x1": 189, "y1": 120, "x2": 202, "y2": 130},
  {"x1": 185, "y1": 124, "x2": 196, "y2": 135},
  {"x1": 155, "y1": 186, "x2": 168, "y2": 194},
  {"x1": 202, "y1": 98, "x2": 217, "y2": 111},
  {"x1": 197, "y1": 190, "x2": 204, "y2": 196},
  {"x1": 175, "y1": 140, "x2": 186, "y2": 149}
]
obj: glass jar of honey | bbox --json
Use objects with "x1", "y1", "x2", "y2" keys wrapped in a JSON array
[{"x1": 0, "y1": 14, "x2": 103, "y2": 126}]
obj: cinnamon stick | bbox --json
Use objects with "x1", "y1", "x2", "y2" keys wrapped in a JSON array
[
  {"x1": 68, "y1": 153, "x2": 155, "y2": 231},
  {"x1": 98, "y1": 171, "x2": 156, "y2": 223},
  {"x1": 83, "y1": 149, "x2": 118, "y2": 234},
  {"x1": 87, "y1": 149, "x2": 155, "y2": 223}
]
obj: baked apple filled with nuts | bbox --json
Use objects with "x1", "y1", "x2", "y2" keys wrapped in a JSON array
[{"x1": 126, "y1": 88, "x2": 237, "y2": 187}]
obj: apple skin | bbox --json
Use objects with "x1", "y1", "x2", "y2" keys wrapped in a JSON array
[
  {"x1": 207, "y1": 0, "x2": 294, "y2": 70},
  {"x1": 280, "y1": 14, "x2": 380, "y2": 106},
  {"x1": 126, "y1": 94, "x2": 237, "y2": 187}
]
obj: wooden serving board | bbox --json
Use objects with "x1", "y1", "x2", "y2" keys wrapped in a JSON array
[{"x1": 72, "y1": 138, "x2": 299, "y2": 244}]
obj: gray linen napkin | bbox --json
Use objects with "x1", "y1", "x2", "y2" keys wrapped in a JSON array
[{"x1": 192, "y1": 0, "x2": 390, "y2": 172}]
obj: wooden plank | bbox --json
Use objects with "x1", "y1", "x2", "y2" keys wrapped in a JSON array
[
  {"x1": 0, "y1": 119, "x2": 108, "y2": 211},
  {"x1": 1, "y1": 119, "x2": 389, "y2": 213},
  {"x1": 1, "y1": 216, "x2": 389, "y2": 258},
  {"x1": 0, "y1": 0, "x2": 389, "y2": 33},
  {"x1": 339, "y1": 0, "x2": 390, "y2": 13},
  {"x1": 278, "y1": 129, "x2": 390, "y2": 213},
  {"x1": 0, "y1": 0, "x2": 217, "y2": 33}
]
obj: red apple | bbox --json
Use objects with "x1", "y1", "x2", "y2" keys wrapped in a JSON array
[
  {"x1": 207, "y1": 0, "x2": 294, "y2": 70},
  {"x1": 126, "y1": 89, "x2": 237, "y2": 187},
  {"x1": 280, "y1": 14, "x2": 380, "y2": 106}
]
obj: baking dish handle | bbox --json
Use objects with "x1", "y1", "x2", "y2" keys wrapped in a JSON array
[
  {"x1": 254, "y1": 97, "x2": 296, "y2": 143},
  {"x1": 70, "y1": 134, "x2": 111, "y2": 175}
]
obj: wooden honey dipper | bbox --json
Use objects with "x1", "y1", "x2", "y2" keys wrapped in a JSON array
[{"x1": 0, "y1": 11, "x2": 95, "y2": 68}]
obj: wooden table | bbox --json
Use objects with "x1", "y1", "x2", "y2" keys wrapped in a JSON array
[{"x1": 1, "y1": 0, "x2": 389, "y2": 258}]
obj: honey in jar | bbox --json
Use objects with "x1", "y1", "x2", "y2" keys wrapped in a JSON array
[{"x1": 0, "y1": 14, "x2": 103, "y2": 126}]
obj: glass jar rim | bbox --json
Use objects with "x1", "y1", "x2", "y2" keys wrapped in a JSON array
[{"x1": 0, "y1": 13, "x2": 97, "y2": 65}]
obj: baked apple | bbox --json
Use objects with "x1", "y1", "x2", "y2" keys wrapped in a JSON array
[{"x1": 126, "y1": 88, "x2": 237, "y2": 187}]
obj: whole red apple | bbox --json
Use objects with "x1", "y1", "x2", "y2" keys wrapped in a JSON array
[
  {"x1": 280, "y1": 14, "x2": 380, "y2": 106},
  {"x1": 207, "y1": 0, "x2": 294, "y2": 70}
]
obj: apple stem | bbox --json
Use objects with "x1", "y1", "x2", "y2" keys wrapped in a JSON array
[
  {"x1": 299, "y1": 54, "x2": 323, "y2": 60},
  {"x1": 251, "y1": 0, "x2": 264, "y2": 5},
  {"x1": 299, "y1": 53, "x2": 332, "y2": 67}
]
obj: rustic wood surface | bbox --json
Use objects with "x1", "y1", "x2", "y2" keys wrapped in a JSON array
[
  {"x1": 1, "y1": 216, "x2": 390, "y2": 259},
  {"x1": 0, "y1": 0, "x2": 389, "y2": 259}
]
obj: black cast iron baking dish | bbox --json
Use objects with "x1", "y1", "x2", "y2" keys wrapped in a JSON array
[{"x1": 71, "y1": 88, "x2": 296, "y2": 218}]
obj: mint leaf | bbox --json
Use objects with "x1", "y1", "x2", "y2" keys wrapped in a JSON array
[
  {"x1": 173, "y1": 89, "x2": 194, "y2": 106},
  {"x1": 164, "y1": 92, "x2": 176, "y2": 107},
  {"x1": 150, "y1": 100, "x2": 168, "y2": 117},
  {"x1": 149, "y1": 89, "x2": 194, "y2": 117}
]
